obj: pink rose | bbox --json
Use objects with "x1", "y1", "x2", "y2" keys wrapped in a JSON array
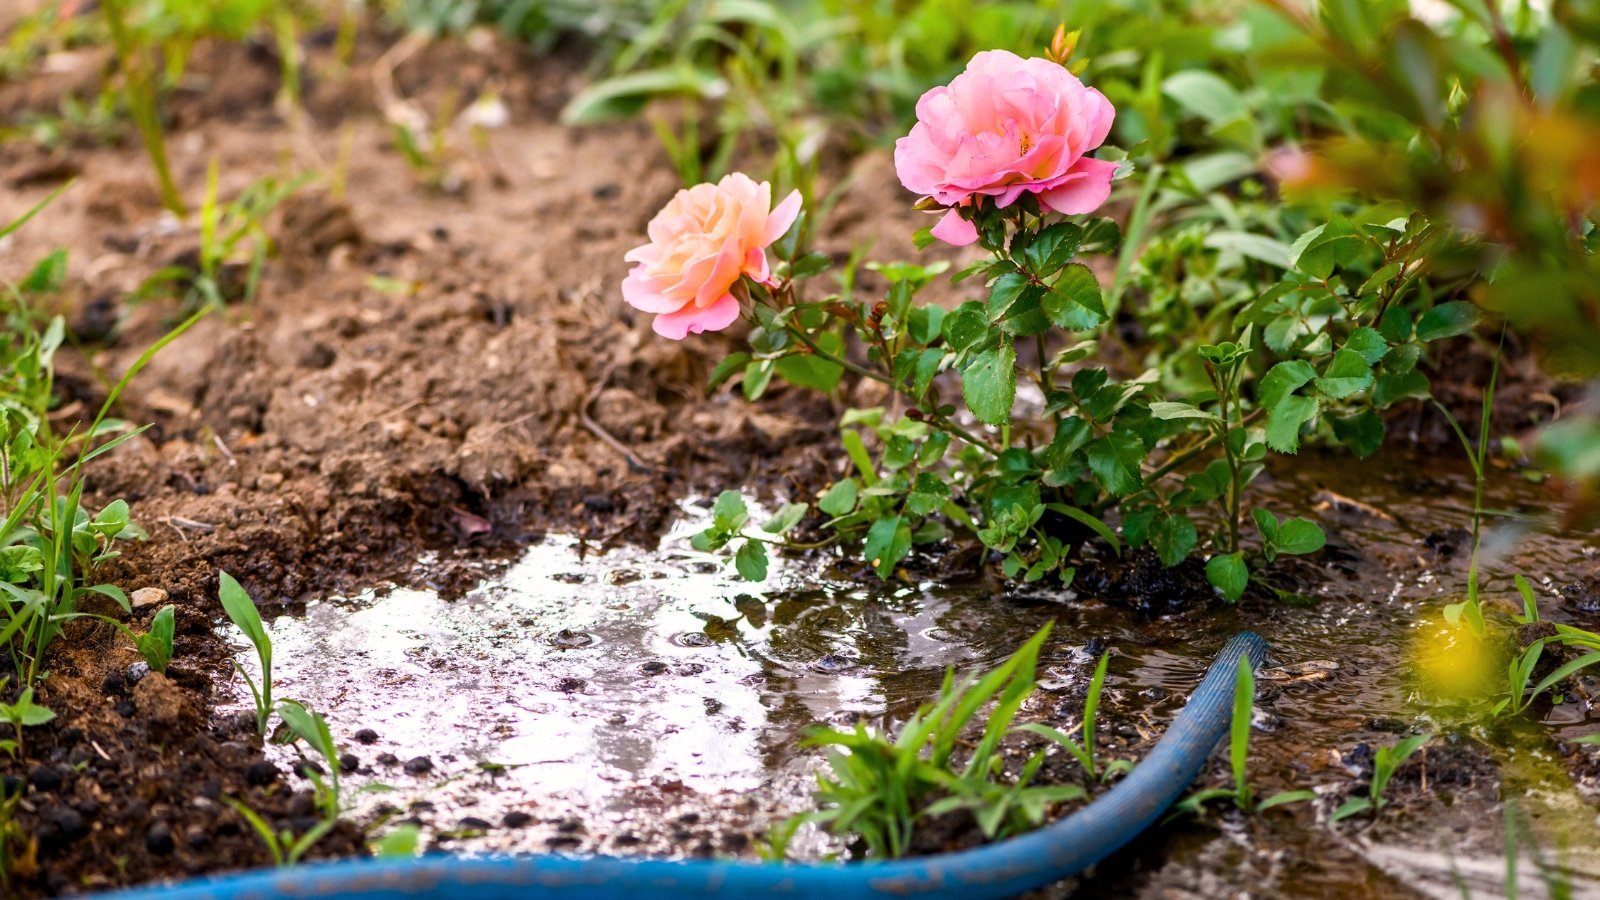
[
  {"x1": 623, "y1": 173, "x2": 802, "y2": 340},
  {"x1": 894, "y1": 49, "x2": 1118, "y2": 246}
]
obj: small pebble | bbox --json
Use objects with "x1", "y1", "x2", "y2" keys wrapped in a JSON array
[
  {"x1": 28, "y1": 765, "x2": 63, "y2": 793},
  {"x1": 404, "y1": 756, "x2": 433, "y2": 775},
  {"x1": 245, "y1": 761, "x2": 279, "y2": 786},
  {"x1": 339, "y1": 753, "x2": 360, "y2": 773},
  {"x1": 126, "y1": 661, "x2": 150, "y2": 684},
  {"x1": 502, "y1": 811, "x2": 533, "y2": 828},
  {"x1": 376, "y1": 753, "x2": 399, "y2": 766},
  {"x1": 354, "y1": 728, "x2": 380, "y2": 744},
  {"x1": 145, "y1": 821, "x2": 174, "y2": 855},
  {"x1": 460, "y1": 816, "x2": 492, "y2": 830},
  {"x1": 131, "y1": 587, "x2": 169, "y2": 609}
]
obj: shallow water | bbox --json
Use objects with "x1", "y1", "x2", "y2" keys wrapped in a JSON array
[{"x1": 224, "y1": 452, "x2": 1600, "y2": 896}]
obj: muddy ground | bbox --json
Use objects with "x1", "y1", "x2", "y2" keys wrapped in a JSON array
[{"x1": 0, "y1": 14, "x2": 1595, "y2": 900}]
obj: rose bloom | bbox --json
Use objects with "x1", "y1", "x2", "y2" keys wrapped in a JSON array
[
  {"x1": 894, "y1": 49, "x2": 1117, "y2": 246},
  {"x1": 623, "y1": 173, "x2": 802, "y2": 339}
]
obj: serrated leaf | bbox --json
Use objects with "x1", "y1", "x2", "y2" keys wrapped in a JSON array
[
  {"x1": 1086, "y1": 430, "x2": 1146, "y2": 496},
  {"x1": 1023, "y1": 222, "x2": 1083, "y2": 273},
  {"x1": 962, "y1": 340, "x2": 1016, "y2": 425},
  {"x1": 986, "y1": 271, "x2": 1030, "y2": 321},
  {"x1": 1150, "y1": 513, "x2": 1197, "y2": 567},
  {"x1": 1343, "y1": 326, "x2": 1389, "y2": 365},
  {"x1": 1415, "y1": 300, "x2": 1481, "y2": 341},
  {"x1": 1042, "y1": 264, "x2": 1105, "y2": 331},
  {"x1": 1331, "y1": 411, "x2": 1384, "y2": 458},
  {"x1": 1149, "y1": 401, "x2": 1219, "y2": 422},
  {"x1": 942, "y1": 302, "x2": 989, "y2": 352},
  {"x1": 1372, "y1": 370, "x2": 1431, "y2": 408},
  {"x1": 1314, "y1": 349, "x2": 1374, "y2": 400},
  {"x1": 1265, "y1": 394, "x2": 1319, "y2": 453},
  {"x1": 1258, "y1": 360, "x2": 1316, "y2": 411}
]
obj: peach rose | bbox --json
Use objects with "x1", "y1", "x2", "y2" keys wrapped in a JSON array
[
  {"x1": 623, "y1": 173, "x2": 802, "y2": 340},
  {"x1": 894, "y1": 49, "x2": 1117, "y2": 246}
]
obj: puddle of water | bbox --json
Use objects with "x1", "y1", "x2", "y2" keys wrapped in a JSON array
[{"x1": 221, "y1": 454, "x2": 1600, "y2": 895}]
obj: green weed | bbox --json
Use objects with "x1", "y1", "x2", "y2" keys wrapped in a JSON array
[
  {"x1": 793, "y1": 624, "x2": 1088, "y2": 859},
  {"x1": 218, "y1": 571, "x2": 274, "y2": 735},
  {"x1": 1170, "y1": 658, "x2": 1314, "y2": 817},
  {"x1": 1330, "y1": 733, "x2": 1430, "y2": 823}
]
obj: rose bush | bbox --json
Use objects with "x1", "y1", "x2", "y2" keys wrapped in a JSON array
[
  {"x1": 893, "y1": 49, "x2": 1118, "y2": 246},
  {"x1": 621, "y1": 172, "x2": 802, "y2": 339}
]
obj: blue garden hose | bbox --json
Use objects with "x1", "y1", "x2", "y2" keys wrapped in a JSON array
[{"x1": 105, "y1": 632, "x2": 1268, "y2": 900}]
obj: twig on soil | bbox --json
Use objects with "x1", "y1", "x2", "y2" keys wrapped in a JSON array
[
  {"x1": 580, "y1": 360, "x2": 655, "y2": 475},
  {"x1": 213, "y1": 433, "x2": 236, "y2": 461},
  {"x1": 164, "y1": 516, "x2": 217, "y2": 541}
]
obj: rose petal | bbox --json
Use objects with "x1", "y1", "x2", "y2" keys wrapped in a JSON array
[
  {"x1": 652, "y1": 293, "x2": 741, "y2": 340},
  {"x1": 1039, "y1": 157, "x2": 1118, "y2": 216},
  {"x1": 930, "y1": 208, "x2": 980, "y2": 246}
]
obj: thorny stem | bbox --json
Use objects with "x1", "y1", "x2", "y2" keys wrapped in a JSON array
[{"x1": 782, "y1": 322, "x2": 1001, "y2": 458}]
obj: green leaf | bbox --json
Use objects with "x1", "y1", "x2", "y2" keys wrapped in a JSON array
[
  {"x1": 776, "y1": 341, "x2": 844, "y2": 392},
  {"x1": 136, "y1": 606, "x2": 176, "y2": 673},
  {"x1": 907, "y1": 306, "x2": 947, "y2": 345},
  {"x1": 1206, "y1": 553, "x2": 1249, "y2": 603},
  {"x1": 1041, "y1": 264, "x2": 1105, "y2": 331},
  {"x1": 1265, "y1": 395, "x2": 1319, "y2": 453},
  {"x1": 1274, "y1": 518, "x2": 1326, "y2": 555},
  {"x1": 863, "y1": 516, "x2": 911, "y2": 578},
  {"x1": 1086, "y1": 430, "x2": 1146, "y2": 496},
  {"x1": 1023, "y1": 222, "x2": 1083, "y2": 273},
  {"x1": 942, "y1": 302, "x2": 989, "y2": 352},
  {"x1": 1290, "y1": 216, "x2": 1362, "y2": 280},
  {"x1": 1415, "y1": 300, "x2": 1482, "y2": 342},
  {"x1": 1150, "y1": 514, "x2": 1197, "y2": 567},
  {"x1": 1344, "y1": 327, "x2": 1390, "y2": 364},
  {"x1": 1252, "y1": 508, "x2": 1280, "y2": 542},
  {"x1": 561, "y1": 66, "x2": 726, "y2": 124},
  {"x1": 1372, "y1": 370, "x2": 1431, "y2": 408},
  {"x1": 1149, "y1": 401, "x2": 1219, "y2": 422},
  {"x1": 22, "y1": 249, "x2": 67, "y2": 293},
  {"x1": 817, "y1": 479, "x2": 859, "y2": 517},
  {"x1": 986, "y1": 272, "x2": 1030, "y2": 321},
  {"x1": 708, "y1": 353, "x2": 751, "y2": 389},
  {"x1": 1314, "y1": 349, "x2": 1374, "y2": 400},
  {"x1": 1162, "y1": 70, "x2": 1248, "y2": 125},
  {"x1": 1330, "y1": 797, "x2": 1373, "y2": 822},
  {"x1": 1258, "y1": 360, "x2": 1316, "y2": 411},
  {"x1": 763, "y1": 503, "x2": 807, "y2": 535},
  {"x1": 218, "y1": 571, "x2": 270, "y2": 663},
  {"x1": 1378, "y1": 306, "x2": 1413, "y2": 342},
  {"x1": 1258, "y1": 790, "x2": 1317, "y2": 811},
  {"x1": 1331, "y1": 411, "x2": 1384, "y2": 458},
  {"x1": 1203, "y1": 232, "x2": 1292, "y2": 269},
  {"x1": 734, "y1": 541, "x2": 769, "y2": 581},
  {"x1": 962, "y1": 340, "x2": 1016, "y2": 426},
  {"x1": 711, "y1": 491, "x2": 749, "y2": 532}
]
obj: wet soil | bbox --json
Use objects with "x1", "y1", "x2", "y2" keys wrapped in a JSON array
[
  {"x1": 224, "y1": 451, "x2": 1600, "y2": 900},
  {"x1": 0, "y1": 11, "x2": 1595, "y2": 900}
]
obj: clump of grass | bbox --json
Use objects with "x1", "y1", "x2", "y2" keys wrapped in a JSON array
[
  {"x1": 787, "y1": 625, "x2": 1092, "y2": 859},
  {"x1": 1330, "y1": 733, "x2": 1430, "y2": 823}
]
